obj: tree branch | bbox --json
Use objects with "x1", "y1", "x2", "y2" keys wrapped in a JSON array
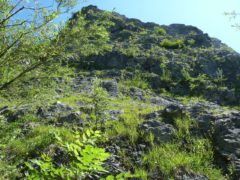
[
  {"x1": 0, "y1": 57, "x2": 48, "y2": 90},
  {"x1": 0, "y1": 17, "x2": 54, "y2": 61},
  {"x1": 0, "y1": 20, "x2": 29, "y2": 28},
  {"x1": 9, "y1": 0, "x2": 24, "y2": 14},
  {"x1": 0, "y1": 32, "x2": 26, "y2": 59},
  {"x1": 0, "y1": 6, "x2": 25, "y2": 27},
  {"x1": 24, "y1": 5, "x2": 53, "y2": 11}
]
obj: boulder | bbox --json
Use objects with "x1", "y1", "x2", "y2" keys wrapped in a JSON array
[
  {"x1": 162, "y1": 104, "x2": 185, "y2": 123},
  {"x1": 102, "y1": 80, "x2": 119, "y2": 97},
  {"x1": 144, "y1": 110, "x2": 162, "y2": 121},
  {"x1": 150, "y1": 96, "x2": 176, "y2": 106},
  {"x1": 5, "y1": 107, "x2": 28, "y2": 122},
  {"x1": 109, "y1": 110, "x2": 123, "y2": 121},
  {"x1": 141, "y1": 120, "x2": 175, "y2": 143},
  {"x1": 174, "y1": 169, "x2": 208, "y2": 180},
  {"x1": 129, "y1": 87, "x2": 145, "y2": 101},
  {"x1": 72, "y1": 77, "x2": 96, "y2": 93},
  {"x1": 58, "y1": 112, "x2": 84, "y2": 125},
  {"x1": 186, "y1": 102, "x2": 221, "y2": 133},
  {"x1": 184, "y1": 102, "x2": 240, "y2": 177},
  {"x1": 37, "y1": 101, "x2": 73, "y2": 119},
  {"x1": 37, "y1": 102, "x2": 84, "y2": 125}
]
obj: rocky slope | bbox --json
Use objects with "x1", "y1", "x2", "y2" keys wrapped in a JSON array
[
  {"x1": 1, "y1": 5, "x2": 240, "y2": 180},
  {"x1": 76, "y1": 5, "x2": 240, "y2": 105}
]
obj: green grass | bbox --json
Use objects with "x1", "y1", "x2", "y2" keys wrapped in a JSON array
[
  {"x1": 174, "y1": 116, "x2": 198, "y2": 140},
  {"x1": 0, "y1": 72, "x2": 232, "y2": 179},
  {"x1": 144, "y1": 141, "x2": 224, "y2": 180},
  {"x1": 143, "y1": 116, "x2": 225, "y2": 179},
  {"x1": 106, "y1": 96, "x2": 163, "y2": 144},
  {"x1": 60, "y1": 93, "x2": 93, "y2": 107},
  {"x1": 120, "y1": 74, "x2": 150, "y2": 90},
  {"x1": 2, "y1": 125, "x2": 76, "y2": 161},
  {"x1": 5, "y1": 126, "x2": 55, "y2": 161},
  {"x1": 106, "y1": 106, "x2": 143, "y2": 144},
  {"x1": 0, "y1": 161, "x2": 20, "y2": 180},
  {"x1": 174, "y1": 95, "x2": 207, "y2": 105}
]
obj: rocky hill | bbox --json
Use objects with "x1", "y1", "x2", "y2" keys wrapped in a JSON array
[
  {"x1": 1, "y1": 5, "x2": 240, "y2": 180},
  {"x1": 76, "y1": 5, "x2": 240, "y2": 105}
]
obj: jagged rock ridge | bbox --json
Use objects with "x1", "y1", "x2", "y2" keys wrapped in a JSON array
[{"x1": 73, "y1": 5, "x2": 240, "y2": 105}]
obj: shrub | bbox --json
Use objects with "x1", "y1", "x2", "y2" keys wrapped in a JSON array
[
  {"x1": 160, "y1": 39, "x2": 185, "y2": 49},
  {"x1": 92, "y1": 79, "x2": 109, "y2": 128},
  {"x1": 180, "y1": 69, "x2": 211, "y2": 95},
  {"x1": 122, "y1": 73, "x2": 149, "y2": 90},
  {"x1": 214, "y1": 68, "x2": 226, "y2": 87},
  {"x1": 187, "y1": 39, "x2": 196, "y2": 46},
  {"x1": 154, "y1": 26, "x2": 167, "y2": 35},
  {"x1": 25, "y1": 129, "x2": 110, "y2": 179}
]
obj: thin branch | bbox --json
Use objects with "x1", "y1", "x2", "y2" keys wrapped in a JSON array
[
  {"x1": 0, "y1": 48, "x2": 59, "y2": 90},
  {"x1": 0, "y1": 6, "x2": 25, "y2": 27},
  {"x1": 0, "y1": 58, "x2": 47, "y2": 90},
  {"x1": 9, "y1": 0, "x2": 24, "y2": 14},
  {"x1": 57, "y1": 0, "x2": 63, "y2": 10},
  {"x1": 0, "y1": 20, "x2": 30, "y2": 28},
  {"x1": 24, "y1": 5, "x2": 53, "y2": 11},
  {"x1": 0, "y1": 17, "x2": 55, "y2": 65},
  {"x1": 0, "y1": 32, "x2": 26, "y2": 59}
]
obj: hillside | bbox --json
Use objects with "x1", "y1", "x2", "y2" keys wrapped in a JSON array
[{"x1": 0, "y1": 5, "x2": 240, "y2": 180}]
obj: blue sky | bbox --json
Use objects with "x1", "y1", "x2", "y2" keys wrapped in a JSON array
[
  {"x1": 21, "y1": 0, "x2": 240, "y2": 52},
  {"x1": 59, "y1": 0, "x2": 240, "y2": 52}
]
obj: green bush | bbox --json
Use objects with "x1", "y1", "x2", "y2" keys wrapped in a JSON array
[
  {"x1": 187, "y1": 39, "x2": 196, "y2": 46},
  {"x1": 160, "y1": 38, "x2": 185, "y2": 49},
  {"x1": 154, "y1": 26, "x2": 166, "y2": 35},
  {"x1": 180, "y1": 69, "x2": 210, "y2": 95},
  {"x1": 122, "y1": 74, "x2": 149, "y2": 90},
  {"x1": 91, "y1": 79, "x2": 109, "y2": 128}
]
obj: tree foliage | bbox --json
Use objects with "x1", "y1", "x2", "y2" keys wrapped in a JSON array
[{"x1": 0, "y1": 0, "x2": 111, "y2": 92}]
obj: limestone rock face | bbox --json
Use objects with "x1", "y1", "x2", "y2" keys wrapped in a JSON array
[
  {"x1": 213, "y1": 112, "x2": 240, "y2": 177},
  {"x1": 74, "y1": 5, "x2": 240, "y2": 105},
  {"x1": 141, "y1": 98, "x2": 240, "y2": 177}
]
